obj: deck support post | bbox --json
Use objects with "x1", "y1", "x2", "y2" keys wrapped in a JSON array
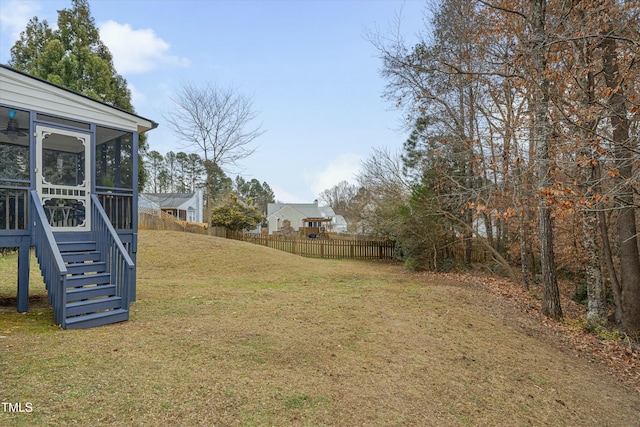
[{"x1": 17, "y1": 237, "x2": 30, "y2": 313}]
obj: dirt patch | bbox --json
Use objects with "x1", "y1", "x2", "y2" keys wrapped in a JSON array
[{"x1": 0, "y1": 295, "x2": 49, "y2": 308}]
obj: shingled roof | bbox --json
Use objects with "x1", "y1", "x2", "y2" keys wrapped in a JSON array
[{"x1": 267, "y1": 202, "x2": 335, "y2": 219}]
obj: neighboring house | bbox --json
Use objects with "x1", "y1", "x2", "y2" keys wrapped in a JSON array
[
  {"x1": 140, "y1": 190, "x2": 203, "y2": 223},
  {"x1": 317, "y1": 205, "x2": 348, "y2": 233},
  {"x1": 266, "y1": 200, "x2": 336, "y2": 235},
  {"x1": 331, "y1": 214, "x2": 348, "y2": 233},
  {"x1": 0, "y1": 64, "x2": 157, "y2": 329}
]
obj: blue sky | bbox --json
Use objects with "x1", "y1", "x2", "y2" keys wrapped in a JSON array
[{"x1": 0, "y1": 0, "x2": 426, "y2": 202}]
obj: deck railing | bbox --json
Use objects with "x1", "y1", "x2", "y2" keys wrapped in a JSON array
[
  {"x1": 30, "y1": 190, "x2": 68, "y2": 325},
  {"x1": 1, "y1": 183, "x2": 29, "y2": 230},
  {"x1": 96, "y1": 190, "x2": 133, "y2": 229},
  {"x1": 91, "y1": 194, "x2": 134, "y2": 307}
]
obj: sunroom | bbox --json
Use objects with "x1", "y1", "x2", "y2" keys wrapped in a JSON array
[{"x1": 0, "y1": 65, "x2": 157, "y2": 329}]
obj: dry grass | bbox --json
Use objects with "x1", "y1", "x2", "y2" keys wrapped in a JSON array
[{"x1": 1, "y1": 230, "x2": 638, "y2": 426}]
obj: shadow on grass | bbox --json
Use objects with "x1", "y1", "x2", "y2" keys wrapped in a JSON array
[{"x1": 0, "y1": 294, "x2": 49, "y2": 308}]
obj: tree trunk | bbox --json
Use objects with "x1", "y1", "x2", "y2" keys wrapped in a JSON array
[
  {"x1": 602, "y1": 34, "x2": 640, "y2": 333},
  {"x1": 598, "y1": 207, "x2": 622, "y2": 323},
  {"x1": 568, "y1": 4, "x2": 607, "y2": 326},
  {"x1": 531, "y1": 0, "x2": 562, "y2": 319},
  {"x1": 518, "y1": 210, "x2": 530, "y2": 290},
  {"x1": 582, "y1": 204, "x2": 607, "y2": 325},
  {"x1": 465, "y1": 210, "x2": 473, "y2": 265},
  {"x1": 539, "y1": 206, "x2": 562, "y2": 318},
  {"x1": 516, "y1": 94, "x2": 535, "y2": 289},
  {"x1": 483, "y1": 211, "x2": 494, "y2": 251},
  {"x1": 516, "y1": 157, "x2": 530, "y2": 289}
]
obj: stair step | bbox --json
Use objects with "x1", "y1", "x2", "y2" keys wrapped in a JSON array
[
  {"x1": 64, "y1": 308, "x2": 129, "y2": 329},
  {"x1": 62, "y1": 251, "x2": 102, "y2": 263},
  {"x1": 66, "y1": 296, "x2": 122, "y2": 316},
  {"x1": 66, "y1": 272, "x2": 111, "y2": 287},
  {"x1": 58, "y1": 241, "x2": 97, "y2": 252},
  {"x1": 66, "y1": 284, "x2": 116, "y2": 301},
  {"x1": 66, "y1": 261, "x2": 106, "y2": 274}
]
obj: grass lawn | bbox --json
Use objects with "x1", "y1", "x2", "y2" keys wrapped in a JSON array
[{"x1": 1, "y1": 230, "x2": 638, "y2": 426}]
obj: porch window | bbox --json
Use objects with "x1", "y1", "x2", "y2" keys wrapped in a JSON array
[
  {"x1": 0, "y1": 106, "x2": 30, "y2": 230},
  {"x1": 0, "y1": 107, "x2": 30, "y2": 181},
  {"x1": 95, "y1": 126, "x2": 135, "y2": 229},
  {"x1": 96, "y1": 126, "x2": 134, "y2": 189}
]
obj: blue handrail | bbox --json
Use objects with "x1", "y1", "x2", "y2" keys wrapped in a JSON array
[
  {"x1": 30, "y1": 190, "x2": 68, "y2": 326},
  {"x1": 91, "y1": 194, "x2": 134, "y2": 309}
]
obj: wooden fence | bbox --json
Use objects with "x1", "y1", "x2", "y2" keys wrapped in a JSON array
[
  {"x1": 439, "y1": 243, "x2": 488, "y2": 263},
  {"x1": 226, "y1": 231, "x2": 395, "y2": 260},
  {"x1": 138, "y1": 210, "x2": 489, "y2": 263},
  {"x1": 139, "y1": 208, "x2": 209, "y2": 234}
]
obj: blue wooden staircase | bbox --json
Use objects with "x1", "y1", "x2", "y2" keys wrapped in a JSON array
[
  {"x1": 30, "y1": 191, "x2": 134, "y2": 329},
  {"x1": 57, "y1": 236, "x2": 129, "y2": 329}
]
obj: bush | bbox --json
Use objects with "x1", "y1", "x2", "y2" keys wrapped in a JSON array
[
  {"x1": 210, "y1": 193, "x2": 264, "y2": 231},
  {"x1": 437, "y1": 257, "x2": 458, "y2": 273},
  {"x1": 571, "y1": 282, "x2": 614, "y2": 306},
  {"x1": 571, "y1": 282, "x2": 588, "y2": 306}
]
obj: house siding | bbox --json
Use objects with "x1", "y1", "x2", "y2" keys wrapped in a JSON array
[
  {"x1": 266, "y1": 202, "x2": 336, "y2": 235},
  {"x1": 267, "y1": 205, "x2": 306, "y2": 234},
  {"x1": 139, "y1": 190, "x2": 203, "y2": 223},
  {"x1": 0, "y1": 67, "x2": 155, "y2": 133}
]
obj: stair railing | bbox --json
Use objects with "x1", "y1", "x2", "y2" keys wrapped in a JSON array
[
  {"x1": 30, "y1": 190, "x2": 68, "y2": 326},
  {"x1": 91, "y1": 194, "x2": 134, "y2": 309}
]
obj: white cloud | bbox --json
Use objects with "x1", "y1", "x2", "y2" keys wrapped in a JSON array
[
  {"x1": 0, "y1": 0, "x2": 42, "y2": 61},
  {"x1": 309, "y1": 153, "x2": 362, "y2": 197},
  {"x1": 99, "y1": 20, "x2": 190, "y2": 75},
  {"x1": 127, "y1": 83, "x2": 146, "y2": 106},
  {"x1": 271, "y1": 185, "x2": 307, "y2": 204},
  {"x1": 0, "y1": 0, "x2": 40, "y2": 39}
]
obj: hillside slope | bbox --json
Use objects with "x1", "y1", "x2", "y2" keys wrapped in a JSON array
[{"x1": 0, "y1": 230, "x2": 638, "y2": 426}]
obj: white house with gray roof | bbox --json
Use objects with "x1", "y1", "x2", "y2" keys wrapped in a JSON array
[
  {"x1": 140, "y1": 190, "x2": 203, "y2": 223},
  {"x1": 266, "y1": 201, "x2": 346, "y2": 235}
]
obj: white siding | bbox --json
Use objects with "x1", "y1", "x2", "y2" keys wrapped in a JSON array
[
  {"x1": 267, "y1": 205, "x2": 306, "y2": 234},
  {"x1": 0, "y1": 67, "x2": 155, "y2": 133}
]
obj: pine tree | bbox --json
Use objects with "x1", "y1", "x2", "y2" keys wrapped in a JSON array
[{"x1": 9, "y1": 0, "x2": 148, "y2": 189}]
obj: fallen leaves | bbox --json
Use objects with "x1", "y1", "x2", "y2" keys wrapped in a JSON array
[{"x1": 455, "y1": 271, "x2": 640, "y2": 393}]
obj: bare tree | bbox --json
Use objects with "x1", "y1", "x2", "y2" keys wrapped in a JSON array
[
  {"x1": 318, "y1": 180, "x2": 361, "y2": 231},
  {"x1": 164, "y1": 83, "x2": 264, "y2": 211},
  {"x1": 528, "y1": 0, "x2": 562, "y2": 320},
  {"x1": 356, "y1": 147, "x2": 411, "y2": 237}
]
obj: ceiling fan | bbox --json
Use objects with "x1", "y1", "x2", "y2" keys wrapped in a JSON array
[{"x1": 0, "y1": 109, "x2": 28, "y2": 141}]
